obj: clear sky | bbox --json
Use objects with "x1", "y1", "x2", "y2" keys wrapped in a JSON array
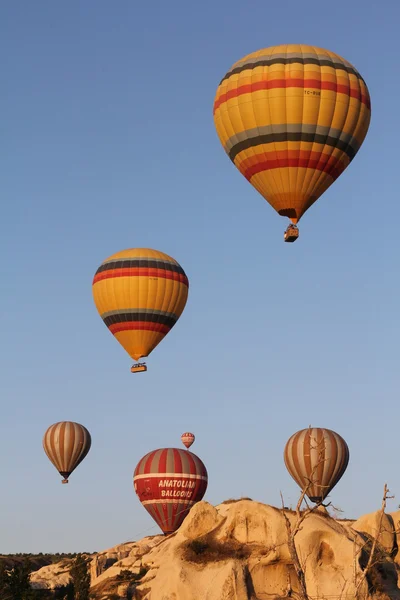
[{"x1": 1, "y1": 0, "x2": 399, "y2": 553}]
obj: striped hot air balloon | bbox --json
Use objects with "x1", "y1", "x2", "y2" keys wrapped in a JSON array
[
  {"x1": 133, "y1": 448, "x2": 208, "y2": 534},
  {"x1": 181, "y1": 432, "x2": 195, "y2": 449},
  {"x1": 213, "y1": 44, "x2": 371, "y2": 241},
  {"x1": 92, "y1": 248, "x2": 189, "y2": 372},
  {"x1": 284, "y1": 427, "x2": 349, "y2": 503},
  {"x1": 43, "y1": 421, "x2": 91, "y2": 484}
]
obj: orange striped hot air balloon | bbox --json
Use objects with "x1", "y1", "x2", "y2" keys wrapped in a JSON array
[
  {"x1": 213, "y1": 44, "x2": 371, "y2": 242},
  {"x1": 133, "y1": 448, "x2": 208, "y2": 534},
  {"x1": 284, "y1": 427, "x2": 349, "y2": 503},
  {"x1": 92, "y1": 248, "x2": 189, "y2": 373},
  {"x1": 43, "y1": 421, "x2": 91, "y2": 484},
  {"x1": 181, "y1": 432, "x2": 195, "y2": 449}
]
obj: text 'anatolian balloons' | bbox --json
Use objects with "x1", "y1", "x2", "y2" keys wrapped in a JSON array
[
  {"x1": 133, "y1": 447, "x2": 208, "y2": 534},
  {"x1": 284, "y1": 427, "x2": 349, "y2": 503}
]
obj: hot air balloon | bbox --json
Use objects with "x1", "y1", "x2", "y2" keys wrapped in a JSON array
[
  {"x1": 284, "y1": 427, "x2": 349, "y2": 503},
  {"x1": 133, "y1": 448, "x2": 208, "y2": 534},
  {"x1": 43, "y1": 421, "x2": 91, "y2": 484},
  {"x1": 92, "y1": 248, "x2": 189, "y2": 373},
  {"x1": 213, "y1": 44, "x2": 371, "y2": 242},
  {"x1": 181, "y1": 432, "x2": 195, "y2": 449}
]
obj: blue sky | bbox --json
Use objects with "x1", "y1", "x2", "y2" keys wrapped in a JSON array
[{"x1": 1, "y1": 0, "x2": 399, "y2": 553}]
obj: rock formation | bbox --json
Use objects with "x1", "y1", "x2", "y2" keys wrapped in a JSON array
[
  {"x1": 30, "y1": 499, "x2": 400, "y2": 599},
  {"x1": 30, "y1": 558, "x2": 75, "y2": 590}
]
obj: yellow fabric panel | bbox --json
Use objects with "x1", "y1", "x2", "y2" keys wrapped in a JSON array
[
  {"x1": 114, "y1": 330, "x2": 166, "y2": 361},
  {"x1": 93, "y1": 276, "x2": 186, "y2": 315}
]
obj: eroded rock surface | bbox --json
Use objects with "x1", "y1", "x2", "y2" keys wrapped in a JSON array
[{"x1": 31, "y1": 500, "x2": 400, "y2": 599}]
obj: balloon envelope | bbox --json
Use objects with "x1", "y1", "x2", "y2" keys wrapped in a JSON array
[
  {"x1": 284, "y1": 427, "x2": 349, "y2": 502},
  {"x1": 181, "y1": 432, "x2": 195, "y2": 449},
  {"x1": 43, "y1": 421, "x2": 91, "y2": 483},
  {"x1": 214, "y1": 44, "x2": 371, "y2": 225},
  {"x1": 133, "y1": 448, "x2": 208, "y2": 534},
  {"x1": 92, "y1": 248, "x2": 189, "y2": 363}
]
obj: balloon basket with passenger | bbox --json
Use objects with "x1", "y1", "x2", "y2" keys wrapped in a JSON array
[
  {"x1": 131, "y1": 362, "x2": 147, "y2": 373},
  {"x1": 284, "y1": 224, "x2": 299, "y2": 243}
]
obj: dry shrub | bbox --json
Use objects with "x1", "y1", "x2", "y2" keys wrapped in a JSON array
[{"x1": 184, "y1": 537, "x2": 251, "y2": 564}]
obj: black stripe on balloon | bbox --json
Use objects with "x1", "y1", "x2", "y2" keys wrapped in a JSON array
[
  {"x1": 103, "y1": 312, "x2": 177, "y2": 328},
  {"x1": 96, "y1": 260, "x2": 186, "y2": 276},
  {"x1": 220, "y1": 57, "x2": 365, "y2": 85},
  {"x1": 229, "y1": 132, "x2": 357, "y2": 162}
]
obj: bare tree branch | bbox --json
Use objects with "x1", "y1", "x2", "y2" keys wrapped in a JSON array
[
  {"x1": 355, "y1": 483, "x2": 393, "y2": 597},
  {"x1": 279, "y1": 431, "x2": 331, "y2": 600}
]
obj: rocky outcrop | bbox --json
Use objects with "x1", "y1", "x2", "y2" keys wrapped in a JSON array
[
  {"x1": 31, "y1": 499, "x2": 400, "y2": 599},
  {"x1": 90, "y1": 536, "x2": 163, "y2": 588},
  {"x1": 353, "y1": 511, "x2": 398, "y2": 556},
  {"x1": 30, "y1": 558, "x2": 74, "y2": 589},
  {"x1": 90, "y1": 542, "x2": 137, "y2": 581}
]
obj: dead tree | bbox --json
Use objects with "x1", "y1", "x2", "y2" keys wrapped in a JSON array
[
  {"x1": 280, "y1": 431, "x2": 331, "y2": 600},
  {"x1": 354, "y1": 483, "x2": 394, "y2": 598}
]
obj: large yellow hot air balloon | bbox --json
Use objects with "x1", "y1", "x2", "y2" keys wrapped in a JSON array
[
  {"x1": 92, "y1": 248, "x2": 189, "y2": 372},
  {"x1": 213, "y1": 44, "x2": 371, "y2": 242}
]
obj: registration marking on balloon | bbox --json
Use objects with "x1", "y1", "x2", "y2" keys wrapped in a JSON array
[{"x1": 304, "y1": 89, "x2": 321, "y2": 96}]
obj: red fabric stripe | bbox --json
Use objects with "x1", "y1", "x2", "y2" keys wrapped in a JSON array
[
  {"x1": 241, "y1": 151, "x2": 346, "y2": 181},
  {"x1": 174, "y1": 448, "x2": 183, "y2": 473},
  {"x1": 187, "y1": 452, "x2": 196, "y2": 476},
  {"x1": 153, "y1": 503, "x2": 168, "y2": 532},
  {"x1": 159, "y1": 449, "x2": 168, "y2": 474},
  {"x1": 109, "y1": 322, "x2": 170, "y2": 335},
  {"x1": 93, "y1": 268, "x2": 188, "y2": 286},
  {"x1": 143, "y1": 452, "x2": 154, "y2": 475},
  {"x1": 214, "y1": 79, "x2": 370, "y2": 112}
]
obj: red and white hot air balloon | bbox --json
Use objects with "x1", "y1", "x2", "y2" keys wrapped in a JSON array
[
  {"x1": 133, "y1": 447, "x2": 208, "y2": 534},
  {"x1": 284, "y1": 427, "x2": 349, "y2": 503},
  {"x1": 43, "y1": 421, "x2": 92, "y2": 484},
  {"x1": 181, "y1": 432, "x2": 195, "y2": 449}
]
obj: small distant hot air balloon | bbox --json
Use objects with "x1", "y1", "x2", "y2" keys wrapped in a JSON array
[
  {"x1": 92, "y1": 248, "x2": 189, "y2": 373},
  {"x1": 213, "y1": 44, "x2": 371, "y2": 242},
  {"x1": 43, "y1": 421, "x2": 91, "y2": 484},
  {"x1": 181, "y1": 432, "x2": 195, "y2": 449},
  {"x1": 133, "y1": 448, "x2": 208, "y2": 534},
  {"x1": 284, "y1": 427, "x2": 349, "y2": 503}
]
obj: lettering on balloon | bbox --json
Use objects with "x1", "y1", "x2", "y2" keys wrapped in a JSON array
[
  {"x1": 304, "y1": 90, "x2": 321, "y2": 96},
  {"x1": 157, "y1": 479, "x2": 196, "y2": 498},
  {"x1": 161, "y1": 489, "x2": 193, "y2": 498},
  {"x1": 158, "y1": 479, "x2": 196, "y2": 489}
]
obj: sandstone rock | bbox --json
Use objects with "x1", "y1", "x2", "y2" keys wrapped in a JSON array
[
  {"x1": 30, "y1": 500, "x2": 400, "y2": 599},
  {"x1": 353, "y1": 510, "x2": 398, "y2": 556},
  {"x1": 30, "y1": 559, "x2": 73, "y2": 589}
]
